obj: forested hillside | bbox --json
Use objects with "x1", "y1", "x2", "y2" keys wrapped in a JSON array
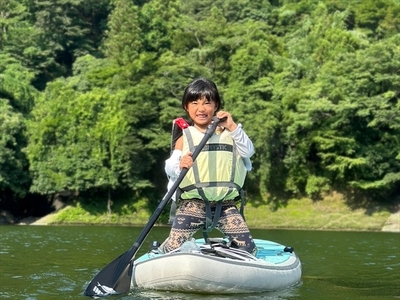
[{"x1": 1, "y1": 0, "x2": 399, "y2": 218}]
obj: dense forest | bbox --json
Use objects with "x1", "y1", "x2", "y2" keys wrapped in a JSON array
[{"x1": 1, "y1": 0, "x2": 399, "y2": 218}]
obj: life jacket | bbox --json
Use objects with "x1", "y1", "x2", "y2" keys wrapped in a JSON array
[
  {"x1": 167, "y1": 118, "x2": 248, "y2": 237},
  {"x1": 179, "y1": 126, "x2": 248, "y2": 202}
]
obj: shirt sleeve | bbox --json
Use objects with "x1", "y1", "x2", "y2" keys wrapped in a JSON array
[
  {"x1": 165, "y1": 150, "x2": 182, "y2": 200},
  {"x1": 229, "y1": 123, "x2": 254, "y2": 171},
  {"x1": 165, "y1": 149, "x2": 182, "y2": 179}
]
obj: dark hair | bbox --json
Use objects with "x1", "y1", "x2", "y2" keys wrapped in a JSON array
[{"x1": 181, "y1": 78, "x2": 222, "y2": 111}]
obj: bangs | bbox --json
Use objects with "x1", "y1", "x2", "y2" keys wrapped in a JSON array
[{"x1": 186, "y1": 89, "x2": 215, "y2": 102}]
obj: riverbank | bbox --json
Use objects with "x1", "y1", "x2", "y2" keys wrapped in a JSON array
[{"x1": 17, "y1": 194, "x2": 399, "y2": 232}]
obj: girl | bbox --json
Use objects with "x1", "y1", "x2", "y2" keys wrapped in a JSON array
[{"x1": 161, "y1": 77, "x2": 256, "y2": 254}]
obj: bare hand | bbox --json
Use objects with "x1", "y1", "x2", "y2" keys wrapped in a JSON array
[
  {"x1": 180, "y1": 152, "x2": 193, "y2": 170},
  {"x1": 216, "y1": 111, "x2": 237, "y2": 132}
]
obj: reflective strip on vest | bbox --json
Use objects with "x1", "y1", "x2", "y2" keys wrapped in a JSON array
[{"x1": 179, "y1": 126, "x2": 247, "y2": 202}]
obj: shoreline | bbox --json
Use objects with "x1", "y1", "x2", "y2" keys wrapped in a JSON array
[
  {"x1": 9, "y1": 209, "x2": 399, "y2": 233},
  {"x1": 2, "y1": 194, "x2": 399, "y2": 233}
]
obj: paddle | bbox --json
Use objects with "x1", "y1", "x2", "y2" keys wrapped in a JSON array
[{"x1": 84, "y1": 116, "x2": 225, "y2": 297}]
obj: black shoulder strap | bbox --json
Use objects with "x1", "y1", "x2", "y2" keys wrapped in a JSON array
[
  {"x1": 170, "y1": 123, "x2": 181, "y2": 154},
  {"x1": 168, "y1": 118, "x2": 190, "y2": 224}
]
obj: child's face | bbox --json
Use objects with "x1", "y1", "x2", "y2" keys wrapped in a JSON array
[{"x1": 185, "y1": 96, "x2": 217, "y2": 128}]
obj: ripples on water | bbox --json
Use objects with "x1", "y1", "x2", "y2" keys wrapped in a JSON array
[{"x1": 0, "y1": 226, "x2": 398, "y2": 300}]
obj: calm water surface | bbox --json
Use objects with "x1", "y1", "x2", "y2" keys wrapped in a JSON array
[{"x1": 0, "y1": 226, "x2": 398, "y2": 300}]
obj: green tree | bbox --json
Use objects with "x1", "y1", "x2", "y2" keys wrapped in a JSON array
[
  {"x1": 26, "y1": 55, "x2": 152, "y2": 211},
  {"x1": 0, "y1": 55, "x2": 36, "y2": 201},
  {"x1": 223, "y1": 20, "x2": 283, "y2": 199},
  {"x1": 103, "y1": 0, "x2": 142, "y2": 66},
  {"x1": 274, "y1": 2, "x2": 399, "y2": 200},
  {"x1": 0, "y1": 0, "x2": 27, "y2": 49},
  {"x1": 317, "y1": 35, "x2": 400, "y2": 198},
  {"x1": 0, "y1": 100, "x2": 29, "y2": 198},
  {"x1": 11, "y1": 0, "x2": 111, "y2": 89}
]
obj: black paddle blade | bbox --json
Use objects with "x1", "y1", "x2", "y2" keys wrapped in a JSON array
[{"x1": 84, "y1": 251, "x2": 133, "y2": 297}]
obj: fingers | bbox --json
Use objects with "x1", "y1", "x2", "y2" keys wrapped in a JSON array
[
  {"x1": 216, "y1": 111, "x2": 231, "y2": 121},
  {"x1": 216, "y1": 111, "x2": 237, "y2": 132},
  {"x1": 180, "y1": 152, "x2": 193, "y2": 169}
]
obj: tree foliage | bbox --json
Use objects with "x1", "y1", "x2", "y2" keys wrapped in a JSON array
[
  {"x1": 26, "y1": 55, "x2": 153, "y2": 199},
  {"x1": 0, "y1": 55, "x2": 35, "y2": 199},
  {"x1": 1, "y1": 0, "x2": 399, "y2": 216}
]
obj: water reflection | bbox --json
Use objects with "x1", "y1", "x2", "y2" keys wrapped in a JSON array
[{"x1": 125, "y1": 286, "x2": 301, "y2": 300}]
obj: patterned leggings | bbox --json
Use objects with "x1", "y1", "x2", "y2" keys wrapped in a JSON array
[{"x1": 162, "y1": 199, "x2": 255, "y2": 253}]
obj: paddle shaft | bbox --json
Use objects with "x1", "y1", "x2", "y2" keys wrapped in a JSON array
[
  {"x1": 84, "y1": 116, "x2": 224, "y2": 297},
  {"x1": 124, "y1": 116, "x2": 224, "y2": 258}
]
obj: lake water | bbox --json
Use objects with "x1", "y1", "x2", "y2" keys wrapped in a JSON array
[{"x1": 0, "y1": 225, "x2": 399, "y2": 300}]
